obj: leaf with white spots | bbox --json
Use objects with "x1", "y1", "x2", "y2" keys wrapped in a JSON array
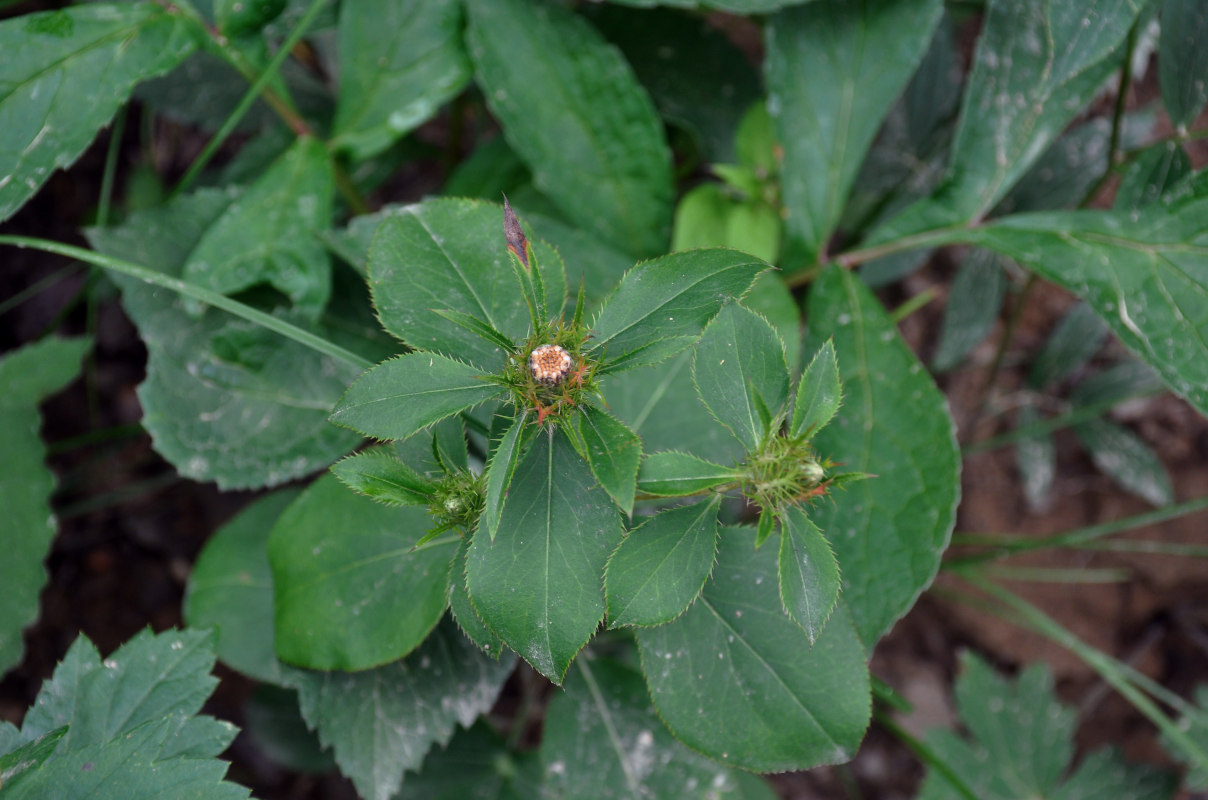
[
  {"x1": 291, "y1": 618, "x2": 516, "y2": 800},
  {"x1": 184, "y1": 136, "x2": 334, "y2": 320},
  {"x1": 541, "y1": 658, "x2": 774, "y2": 800},
  {"x1": 332, "y1": 0, "x2": 470, "y2": 160},
  {"x1": 872, "y1": 0, "x2": 1146, "y2": 241},
  {"x1": 0, "y1": 3, "x2": 196, "y2": 222},
  {"x1": 957, "y1": 199, "x2": 1208, "y2": 419},
  {"x1": 803, "y1": 265, "x2": 959, "y2": 646},
  {"x1": 918, "y1": 652, "x2": 1177, "y2": 800},
  {"x1": 87, "y1": 190, "x2": 363, "y2": 490},
  {"x1": 268, "y1": 475, "x2": 457, "y2": 671},
  {"x1": 637, "y1": 527, "x2": 870, "y2": 773},
  {"x1": 0, "y1": 337, "x2": 89, "y2": 678}
]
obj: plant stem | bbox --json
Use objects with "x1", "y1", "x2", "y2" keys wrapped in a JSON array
[
  {"x1": 0, "y1": 236, "x2": 370, "y2": 370},
  {"x1": 949, "y1": 493, "x2": 1208, "y2": 564},
  {"x1": 97, "y1": 105, "x2": 127, "y2": 229},
  {"x1": 0, "y1": 264, "x2": 83, "y2": 318},
  {"x1": 169, "y1": 0, "x2": 327, "y2": 196},
  {"x1": 872, "y1": 708, "x2": 981, "y2": 800},
  {"x1": 948, "y1": 568, "x2": 1208, "y2": 774}
]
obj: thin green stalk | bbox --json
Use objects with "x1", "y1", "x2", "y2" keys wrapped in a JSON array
[
  {"x1": 873, "y1": 708, "x2": 980, "y2": 800},
  {"x1": 0, "y1": 264, "x2": 83, "y2": 318},
  {"x1": 56, "y1": 472, "x2": 180, "y2": 520},
  {"x1": 97, "y1": 105, "x2": 128, "y2": 229},
  {"x1": 949, "y1": 568, "x2": 1208, "y2": 774},
  {"x1": 171, "y1": 0, "x2": 328, "y2": 196},
  {"x1": 965, "y1": 272, "x2": 1036, "y2": 438},
  {"x1": 949, "y1": 493, "x2": 1208, "y2": 565},
  {"x1": 964, "y1": 385, "x2": 1164, "y2": 454},
  {"x1": 979, "y1": 565, "x2": 1129, "y2": 583},
  {"x1": 1082, "y1": 539, "x2": 1208, "y2": 558},
  {"x1": 890, "y1": 286, "x2": 938, "y2": 324},
  {"x1": 0, "y1": 236, "x2": 370, "y2": 370},
  {"x1": 47, "y1": 424, "x2": 145, "y2": 456}
]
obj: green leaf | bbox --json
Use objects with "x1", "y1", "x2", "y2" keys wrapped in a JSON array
[
  {"x1": 0, "y1": 337, "x2": 89, "y2": 677},
  {"x1": 766, "y1": 0, "x2": 943, "y2": 263},
  {"x1": 790, "y1": 338, "x2": 842, "y2": 439},
  {"x1": 1114, "y1": 141, "x2": 1192, "y2": 211},
  {"x1": 1015, "y1": 403, "x2": 1056, "y2": 512},
  {"x1": 17, "y1": 629, "x2": 233, "y2": 756},
  {"x1": 448, "y1": 538, "x2": 504, "y2": 657},
  {"x1": 291, "y1": 618, "x2": 516, "y2": 800},
  {"x1": 601, "y1": 0, "x2": 825, "y2": 13},
  {"x1": 693, "y1": 302, "x2": 790, "y2": 450},
  {"x1": 542, "y1": 659, "x2": 761, "y2": 800},
  {"x1": 1164, "y1": 686, "x2": 1208, "y2": 790},
  {"x1": 873, "y1": 0, "x2": 1145, "y2": 240},
  {"x1": 588, "y1": 6, "x2": 762, "y2": 163},
  {"x1": 803, "y1": 266, "x2": 959, "y2": 645},
  {"x1": 1070, "y1": 360, "x2": 1164, "y2": 408},
  {"x1": 607, "y1": 351, "x2": 746, "y2": 465},
  {"x1": 744, "y1": 272, "x2": 802, "y2": 371},
  {"x1": 996, "y1": 110, "x2": 1154, "y2": 217},
  {"x1": 605, "y1": 497, "x2": 720, "y2": 628},
  {"x1": 216, "y1": 0, "x2": 286, "y2": 36},
  {"x1": 1028, "y1": 301, "x2": 1109, "y2": 390},
  {"x1": 636, "y1": 527, "x2": 870, "y2": 772},
  {"x1": 332, "y1": 0, "x2": 470, "y2": 160},
  {"x1": 1073, "y1": 419, "x2": 1174, "y2": 507},
  {"x1": 268, "y1": 474, "x2": 457, "y2": 670},
  {"x1": 932, "y1": 249, "x2": 1007, "y2": 372},
  {"x1": 480, "y1": 411, "x2": 535, "y2": 542},
  {"x1": 1159, "y1": 0, "x2": 1208, "y2": 129},
  {"x1": 637, "y1": 450, "x2": 738, "y2": 497},
  {"x1": 0, "y1": 3, "x2": 196, "y2": 222},
  {"x1": 918, "y1": 652, "x2": 1177, "y2": 800},
  {"x1": 572, "y1": 405, "x2": 642, "y2": 516},
  {"x1": 591, "y1": 249, "x2": 767, "y2": 372},
  {"x1": 330, "y1": 352, "x2": 504, "y2": 442},
  {"x1": 777, "y1": 506, "x2": 841, "y2": 645},
  {"x1": 184, "y1": 489, "x2": 302, "y2": 685},
  {"x1": 465, "y1": 428, "x2": 623, "y2": 683},
  {"x1": 368, "y1": 198, "x2": 565, "y2": 371},
  {"x1": 958, "y1": 200, "x2": 1208, "y2": 417},
  {"x1": 87, "y1": 189, "x2": 362, "y2": 490},
  {"x1": 330, "y1": 448, "x2": 436, "y2": 507},
  {"x1": 463, "y1": 0, "x2": 673, "y2": 257},
  {"x1": 0, "y1": 728, "x2": 65, "y2": 791},
  {"x1": 2, "y1": 717, "x2": 248, "y2": 800}
]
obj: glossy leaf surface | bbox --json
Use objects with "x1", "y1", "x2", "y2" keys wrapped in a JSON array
[
  {"x1": 636, "y1": 450, "x2": 738, "y2": 497},
  {"x1": 777, "y1": 505, "x2": 841, "y2": 644},
  {"x1": 637, "y1": 527, "x2": 870, "y2": 772},
  {"x1": 605, "y1": 497, "x2": 720, "y2": 628},
  {"x1": 269, "y1": 475, "x2": 457, "y2": 670},
  {"x1": 572, "y1": 405, "x2": 642, "y2": 516},
  {"x1": 184, "y1": 489, "x2": 302, "y2": 685},
  {"x1": 466, "y1": 428, "x2": 622, "y2": 683}
]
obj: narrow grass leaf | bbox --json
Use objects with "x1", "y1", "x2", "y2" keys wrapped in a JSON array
[{"x1": 1073, "y1": 419, "x2": 1174, "y2": 507}]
